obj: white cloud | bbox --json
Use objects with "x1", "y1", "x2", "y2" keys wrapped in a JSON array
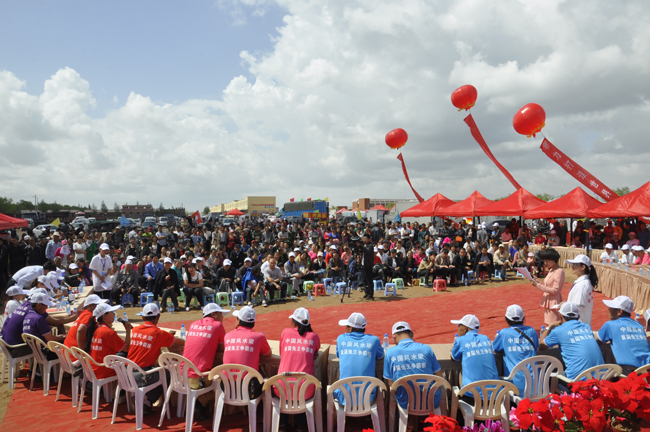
[{"x1": 1, "y1": 0, "x2": 649, "y2": 212}]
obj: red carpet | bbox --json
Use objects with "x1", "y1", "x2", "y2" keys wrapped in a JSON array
[{"x1": 1, "y1": 282, "x2": 621, "y2": 431}]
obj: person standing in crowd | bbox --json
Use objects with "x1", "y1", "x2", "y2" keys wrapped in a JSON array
[
  {"x1": 566, "y1": 254, "x2": 597, "y2": 326},
  {"x1": 8, "y1": 236, "x2": 27, "y2": 276},
  {"x1": 223, "y1": 306, "x2": 272, "y2": 400},
  {"x1": 73, "y1": 236, "x2": 88, "y2": 262},
  {"x1": 144, "y1": 254, "x2": 163, "y2": 293},
  {"x1": 532, "y1": 248, "x2": 564, "y2": 326},
  {"x1": 127, "y1": 304, "x2": 185, "y2": 415},
  {"x1": 597, "y1": 296, "x2": 650, "y2": 375},
  {"x1": 335, "y1": 312, "x2": 384, "y2": 405},
  {"x1": 278, "y1": 308, "x2": 321, "y2": 400},
  {"x1": 361, "y1": 233, "x2": 376, "y2": 300},
  {"x1": 182, "y1": 303, "x2": 230, "y2": 420},
  {"x1": 154, "y1": 257, "x2": 180, "y2": 311},
  {"x1": 384, "y1": 321, "x2": 442, "y2": 414},
  {"x1": 64, "y1": 294, "x2": 107, "y2": 354},
  {"x1": 89, "y1": 243, "x2": 113, "y2": 300},
  {"x1": 450, "y1": 314, "x2": 499, "y2": 401},
  {"x1": 540, "y1": 303, "x2": 603, "y2": 381},
  {"x1": 25, "y1": 236, "x2": 41, "y2": 266},
  {"x1": 492, "y1": 305, "x2": 539, "y2": 396},
  {"x1": 85, "y1": 302, "x2": 131, "y2": 380},
  {"x1": 45, "y1": 232, "x2": 62, "y2": 261}
]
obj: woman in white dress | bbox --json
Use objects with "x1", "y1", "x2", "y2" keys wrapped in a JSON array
[{"x1": 566, "y1": 254, "x2": 599, "y2": 326}]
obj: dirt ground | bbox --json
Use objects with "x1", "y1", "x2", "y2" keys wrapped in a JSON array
[{"x1": 0, "y1": 271, "x2": 579, "y2": 424}]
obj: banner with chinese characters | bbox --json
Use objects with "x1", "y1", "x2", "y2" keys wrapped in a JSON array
[
  {"x1": 540, "y1": 138, "x2": 616, "y2": 202},
  {"x1": 302, "y1": 212, "x2": 327, "y2": 219}
]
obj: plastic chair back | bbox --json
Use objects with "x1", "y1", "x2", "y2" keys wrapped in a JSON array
[
  {"x1": 573, "y1": 364, "x2": 623, "y2": 382},
  {"x1": 70, "y1": 346, "x2": 102, "y2": 382},
  {"x1": 506, "y1": 355, "x2": 564, "y2": 402},
  {"x1": 634, "y1": 364, "x2": 650, "y2": 375},
  {"x1": 158, "y1": 352, "x2": 202, "y2": 395},
  {"x1": 391, "y1": 374, "x2": 451, "y2": 416},
  {"x1": 47, "y1": 341, "x2": 77, "y2": 374},
  {"x1": 327, "y1": 376, "x2": 385, "y2": 415},
  {"x1": 103, "y1": 355, "x2": 147, "y2": 393},
  {"x1": 22, "y1": 333, "x2": 48, "y2": 364},
  {"x1": 455, "y1": 380, "x2": 518, "y2": 422},
  {"x1": 208, "y1": 364, "x2": 265, "y2": 405},
  {"x1": 263, "y1": 372, "x2": 322, "y2": 413}
]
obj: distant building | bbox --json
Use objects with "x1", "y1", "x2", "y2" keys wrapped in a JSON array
[
  {"x1": 122, "y1": 204, "x2": 154, "y2": 218},
  {"x1": 210, "y1": 196, "x2": 277, "y2": 215},
  {"x1": 351, "y1": 198, "x2": 413, "y2": 211}
]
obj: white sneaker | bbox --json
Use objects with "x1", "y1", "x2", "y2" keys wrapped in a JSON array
[
  {"x1": 185, "y1": 307, "x2": 190, "y2": 311},
  {"x1": 262, "y1": 301, "x2": 268, "y2": 307}
]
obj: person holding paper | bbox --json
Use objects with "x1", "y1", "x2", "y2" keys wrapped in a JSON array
[{"x1": 531, "y1": 248, "x2": 564, "y2": 326}]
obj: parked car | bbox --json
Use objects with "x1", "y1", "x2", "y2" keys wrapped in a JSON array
[
  {"x1": 157, "y1": 216, "x2": 169, "y2": 227},
  {"x1": 25, "y1": 218, "x2": 35, "y2": 230},
  {"x1": 89, "y1": 220, "x2": 120, "y2": 232},
  {"x1": 129, "y1": 218, "x2": 142, "y2": 228},
  {"x1": 33, "y1": 224, "x2": 59, "y2": 238},
  {"x1": 71, "y1": 218, "x2": 90, "y2": 231},
  {"x1": 142, "y1": 217, "x2": 157, "y2": 230}
]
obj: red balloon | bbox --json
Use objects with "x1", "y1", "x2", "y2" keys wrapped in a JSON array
[
  {"x1": 385, "y1": 128, "x2": 408, "y2": 150},
  {"x1": 513, "y1": 103, "x2": 546, "y2": 137},
  {"x1": 451, "y1": 85, "x2": 478, "y2": 111}
]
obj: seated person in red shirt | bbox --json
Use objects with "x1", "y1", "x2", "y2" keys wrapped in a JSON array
[
  {"x1": 182, "y1": 303, "x2": 230, "y2": 420},
  {"x1": 127, "y1": 303, "x2": 185, "y2": 414},
  {"x1": 278, "y1": 308, "x2": 321, "y2": 398},
  {"x1": 223, "y1": 306, "x2": 272, "y2": 399},
  {"x1": 64, "y1": 294, "x2": 107, "y2": 355},
  {"x1": 534, "y1": 233, "x2": 546, "y2": 245},
  {"x1": 85, "y1": 302, "x2": 131, "y2": 380}
]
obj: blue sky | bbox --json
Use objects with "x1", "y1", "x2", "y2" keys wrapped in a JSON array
[{"x1": 0, "y1": 0, "x2": 285, "y2": 115}]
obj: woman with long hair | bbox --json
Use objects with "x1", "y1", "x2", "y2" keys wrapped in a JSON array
[
  {"x1": 566, "y1": 254, "x2": 598, "y2": 326},
  {"x1": 532, "y1": 248, "x2": 565, "y2": 326},
  {"x1": 84, "y1": 302, "x2": 132, "y2": 379}
]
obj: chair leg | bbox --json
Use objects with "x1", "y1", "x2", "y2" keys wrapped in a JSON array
[
  {"x1": 271, "y1": 400, "x2": 281, "y2": 432},
  {"x1": 29, "y1": 362, "x2": 38, "y2": 391},
  {"x1": 92, "y1": 383, "x2": 100, "y2": 419},
  {"x1": 78, "y1": 378, "x2": 86, "y2": 413},
  {"x1": 112, "y1": 384, "x2": 121, "y2": 424},
  {"x1": 72, "y1": 376, "x2": 79, "y2": 408},
  {"x1": 135, "y1": 390, "x2": 144, "y2": 431},
  {"x1": 248, "y1": 399, "x2": 257, "y2": 432},
  {"x1": 213, "y1": 393, "x2": 225, "y2": 432},
  {"x1": 176, "y1": 392, "x2": 184, "y2": 418},
  {"x1": 337, "y1": 407, "x2": 346, "y2": 432},
  {"x1": 186, "y1": 393, "x2": 196, "y2": 432},
  {"x1": 43, "y1": 362, "x2": 52, "y2": 396},
  {"x1": 376, "y1": 397, "x2": 386, "y2": 432},
  {"x1": 371, "y1": 406, "x2": 382, "y2": 432},
  {"x1": 8, "y1": 360, "x2": 15, "y2": 390},
  {"x1": 1, "y1": 354, "x2": 6, "y2": 384},
  {"x1": 305, "y1": 406, "x2": 316, "y2": 432},
  {"x1": 398, "y1": 405, "x2": 409, "y2": 432},
  {"x1": 159, "y1": 385, "x2": 173, "y2": 427},
  {"x1": 56, "y1": 367, "x2": 64, "y2": 401}
]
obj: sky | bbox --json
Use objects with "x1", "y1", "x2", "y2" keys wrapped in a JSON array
[{"x1": 1, "y1": 0, "x2": 649, "y2": 213}]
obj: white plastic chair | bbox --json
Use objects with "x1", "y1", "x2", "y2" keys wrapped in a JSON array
[
  {"x1": 47, "y1": 341, "x2": 81, "y2": 407},
  {"x1": 388, "y1": 374, "x2": 451, "y2": 432},
  {"x1": 0, "y1": 336, "x2": 33, "y2": 390},
  {"x1": 452, "y1": 380, "x2": 518, "y2": 432},
  {"x1": 70, "y1": 346, "x2": 117, "y2": 420},
  {"x1": 264, "y1": 372, "x2": 323, "y2": 432},
  {"x1": 158, "y1": 353, "x2": 218, "y2": 432},
  {"x1": 22, "y1": 333, "x2": 60, "y2": 396},
  {"x1": 634, "y1": 364, "x2": 650, "y2": 375},
  {"x1": 327, "y1": 376, "x2": 386, "y2": 432},
  {"x1": 505, "y1": 355, "x2": 564, "y2": 403},
  {"x1": 556, "y1": 364, "x2": 623, "y2": 388},
  {"x1": 208, "y1": 364, "x2": 266, "y2": 432},
  {"x1": 103, "y1": 354, "x2": 169, "y2": 431}
]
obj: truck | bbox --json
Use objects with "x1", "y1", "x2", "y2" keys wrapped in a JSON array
[{"x1": 20, "y1": 210, "x2": 46, "y2": 224}]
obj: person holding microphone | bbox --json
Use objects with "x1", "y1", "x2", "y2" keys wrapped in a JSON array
[{"x1": 84, "y1": 302, "x2": 132, "y2": 380}]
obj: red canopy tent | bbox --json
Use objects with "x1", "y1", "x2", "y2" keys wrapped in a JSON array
[
  {"x1": 0, "y1": 213, "x2": 28, "y2": 230},
  {"x1": 474, "y1": 188, "x2": 546, "y2": 217},
  {"x1": 225, "y1": 208, "x2": 245, "y2": 216},
  {"x1": 439, "y1": 191, "x2": 494, "y2": 217},
  {"x1": 524, "y1": 187, "x2": 603, "y2": 219},
  {"x1": 369, "y1": 205, "x2": 389, "y2": 211},
  {"x1": 335, "y1": 208, "x2": 349, "y2": 214},
  {"x1": 401, "y1": 193, "x2": 456, "y2": 218},
  {"x1": 587, "y1": 181, "x2": 650, "y2": 219}
]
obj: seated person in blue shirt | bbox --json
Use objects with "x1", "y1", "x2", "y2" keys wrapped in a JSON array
[
  {"x1": 493, "y1": 305, "x2": 539, "y2": 396},
  {"x1": 335, "y1": 312, "x2": 384, "y2": 405},
  {"x1": 384, "y1": 321, "x2": 442, "y2": 417},
  {"x1": 540, "y1": 302, "x2": 604, "y2": 381},
  {"x1": 451, "y1": 314, "x2": 499, "y2": 402},
  {"x1": 22, "y1": 293, "x2": 67, "y2": 360},
  {"x1": 597, "y1": 296, "x2": 650, "y2": 375}
]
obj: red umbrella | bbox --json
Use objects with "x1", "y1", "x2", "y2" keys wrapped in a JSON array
[
  {"x1": 401, "y1": 193, "x2": 456, "y2": 218},
  {"x1": 369, "y1": 205, "x2": 389, "y2": 211},
  {"x1": 225, "y1": 208, "x2": 245, "y2": 216},
  {"x1": 0, "y1": 213, "x2": 28, "y2": 230},
  {"x1": 474, "y1": 188, "x2": 546, "y2": 217},
  {"x1": 438, "y1": 191, "x2": 494, "y2": 217},
  {"x1": 524, "y1": 187, "x2": 603, "y2": 219},
  {"x1": 587, "y1": 181, "x2": 650, "y2": 219}
]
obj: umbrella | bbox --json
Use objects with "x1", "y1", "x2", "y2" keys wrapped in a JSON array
[
  {"x1": 474, "y1": 188, "x2": 546, "y2": 216},
  {"x1": 587, "y1": 181, "x2": 650, "y2": 219},
  {"x1": 0, "y1": 213, "x2": 28, "y2": 230},
  {"x1": 524, "y1": 187, "x2": 603, "y2": 219},
  {"x1": 225, "y1": 208, "x2": 245, "y2": 216},
  {"x1": 401, "y1": 193, "x2": 456, "y2": 218}
]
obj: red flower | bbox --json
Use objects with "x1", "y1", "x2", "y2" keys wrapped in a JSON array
[
  {"x1": 575, "y1": 398, "x2": 608, "y2": 432},
  {"x1": 515, "y1": 399, "x2": 543, "y2": 430},
  {"x1": 423, "y1": 414, "x2": 462, "y2": 432}
]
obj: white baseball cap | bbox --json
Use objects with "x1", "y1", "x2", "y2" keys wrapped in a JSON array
[
  {"x1": 244, "y1": 257, "x2": 252, "y2": 263},
  {"x1": 339, "y1": 312, "x2": 367, "y2": 329},
  {"x1": 392, "y1": 321, "x2": 412, "y2": 335},
  {"x1": 127, "y1": 255, "x2": 135, "y2": 260},
  {"x1": 621, "y1": 244, "x2": 630, "y2": 250},
  {"x1": 99, "y1": 243, "x2": 110, "y2": 250},
  {"x1": 143, "y1": 303, "x2": 160, "y2": 317},
  {"x1": 53, "y1": 232, "x2": 60, "y2": 237},
  {"x1": 451, "y1": 314, "x2": 480, "y2": 330},
  {"x1": 84, "y1": 294, "x2": 108, "y2": 307},
  {"x1": 481, "y1": 222, "x2": 486, "y2": 228},
  {"x1": 125, "y1": 259, "x2": 133, "y2": 265},
  {"x1": 6, "y1": 286, "x2": 27, "y2": 297},
  {"x1": 492, "y1": 222, "x2": 499, "y2": 227},
  {"x1": 163, "y1": 257, "x2": 172, "y2": 264},
  {"x1": 68, "y1": 263, "x2": 79, "y2": 270},
  {"x1": 93, "y1": 302, "x2": 121, "y2": 318},
  {"x1": 288, "y1": 252, "x2": 296, "y2": 258},
  {"x1": 505, "y1": 305, "x2": 525, "y2": 322},
  {"x1": 317, "y1": 252, "x2": 324, "y2": 257},
  {"x1": 24, "y1": 235, "x2": 31, "y2": 240},
  {"x1": 603, "y1": 296, "x2": 635, "y2": 314},
  {"x1": 233, "y1": 306, "x2": 256, "y2": 323},
  {"x1": 605, "y1": 243, "x2": 614, "y2": 249},
  {"x1": 31, "y1": 292, "x2": 55, "y2": 307},
  {"x1": 566, "y1": 254, "x2": 592, "y2": 267},
  {"x1": 203, "y1": 303, "x2": 232, "y2": 316},
  {"x1": 632, "y1": 245, "x2": 644, "y2": 251},
  {"x1": 223, "y1": 259, "x2": 232, "y2": 266},
  {"x1": 378, "y1": 245, "x2": 384, "y2": 250},
  {"x1": 294, "y1": 248, "x2": 301, "y2": 252},
  {"x1": 558, "y1": 302, "x2": 580, "y2": 318},
  {"x1": 289, "y1": 307, "x2": 310, "y2": 325}
]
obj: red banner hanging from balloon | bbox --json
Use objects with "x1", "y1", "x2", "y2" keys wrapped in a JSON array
[
  {"x1": 464, "y1": 114, "x2": 522, "y2": 190},
  {"x1": 540, "y1": 138, "x2": 616, "y2": 202},
  {"x1": 396, "y1": 153, "x2": 425, "y2": 203}
]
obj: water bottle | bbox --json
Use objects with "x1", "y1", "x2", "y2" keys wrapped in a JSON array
[
  {"x1": 640, "y1": 267, "x2": 644, "y2": 276},
  {"x1": 626, "y1": 264, "x2": 629, "y2": 271},
  {"x1": 69, "y1": 293, "x2": 74, "y2": 303},
  {"x1": 56, "y1": 300, "x2": 61, "y2": 311},
  {"x1": 73, "y1": 307, "x2": 77, "y2": 315},
  {"x1": 79, "y1": 279, "x2": 86, "y2": 293},
  {"x1": 636, "y1": 313, "x2": 640, "y2": 321},
  {"x1": 383, "y1": 334, "x2": 389, "y2": 350},
  {"x1": 307, "y1": 290, "x2": 314, "y2": 301},
  {"x1": 167, "y1": 303, "x2": 172, "y2": 314},
  {"x1": 180, "y1": 324, "x2": 186, "y2": 339},
  {"x1": 540, "y1": 325, "x2": 546, "y2": 338},
  {"x1": 65, "y1": 300, "x2": 70, "y2": 315},
  {"x1": 123, "y1": 312, "x2": 128, "y2": 322},
  {"x1": 170, "y1": 304, "x2": 175, "y2": 314}
]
